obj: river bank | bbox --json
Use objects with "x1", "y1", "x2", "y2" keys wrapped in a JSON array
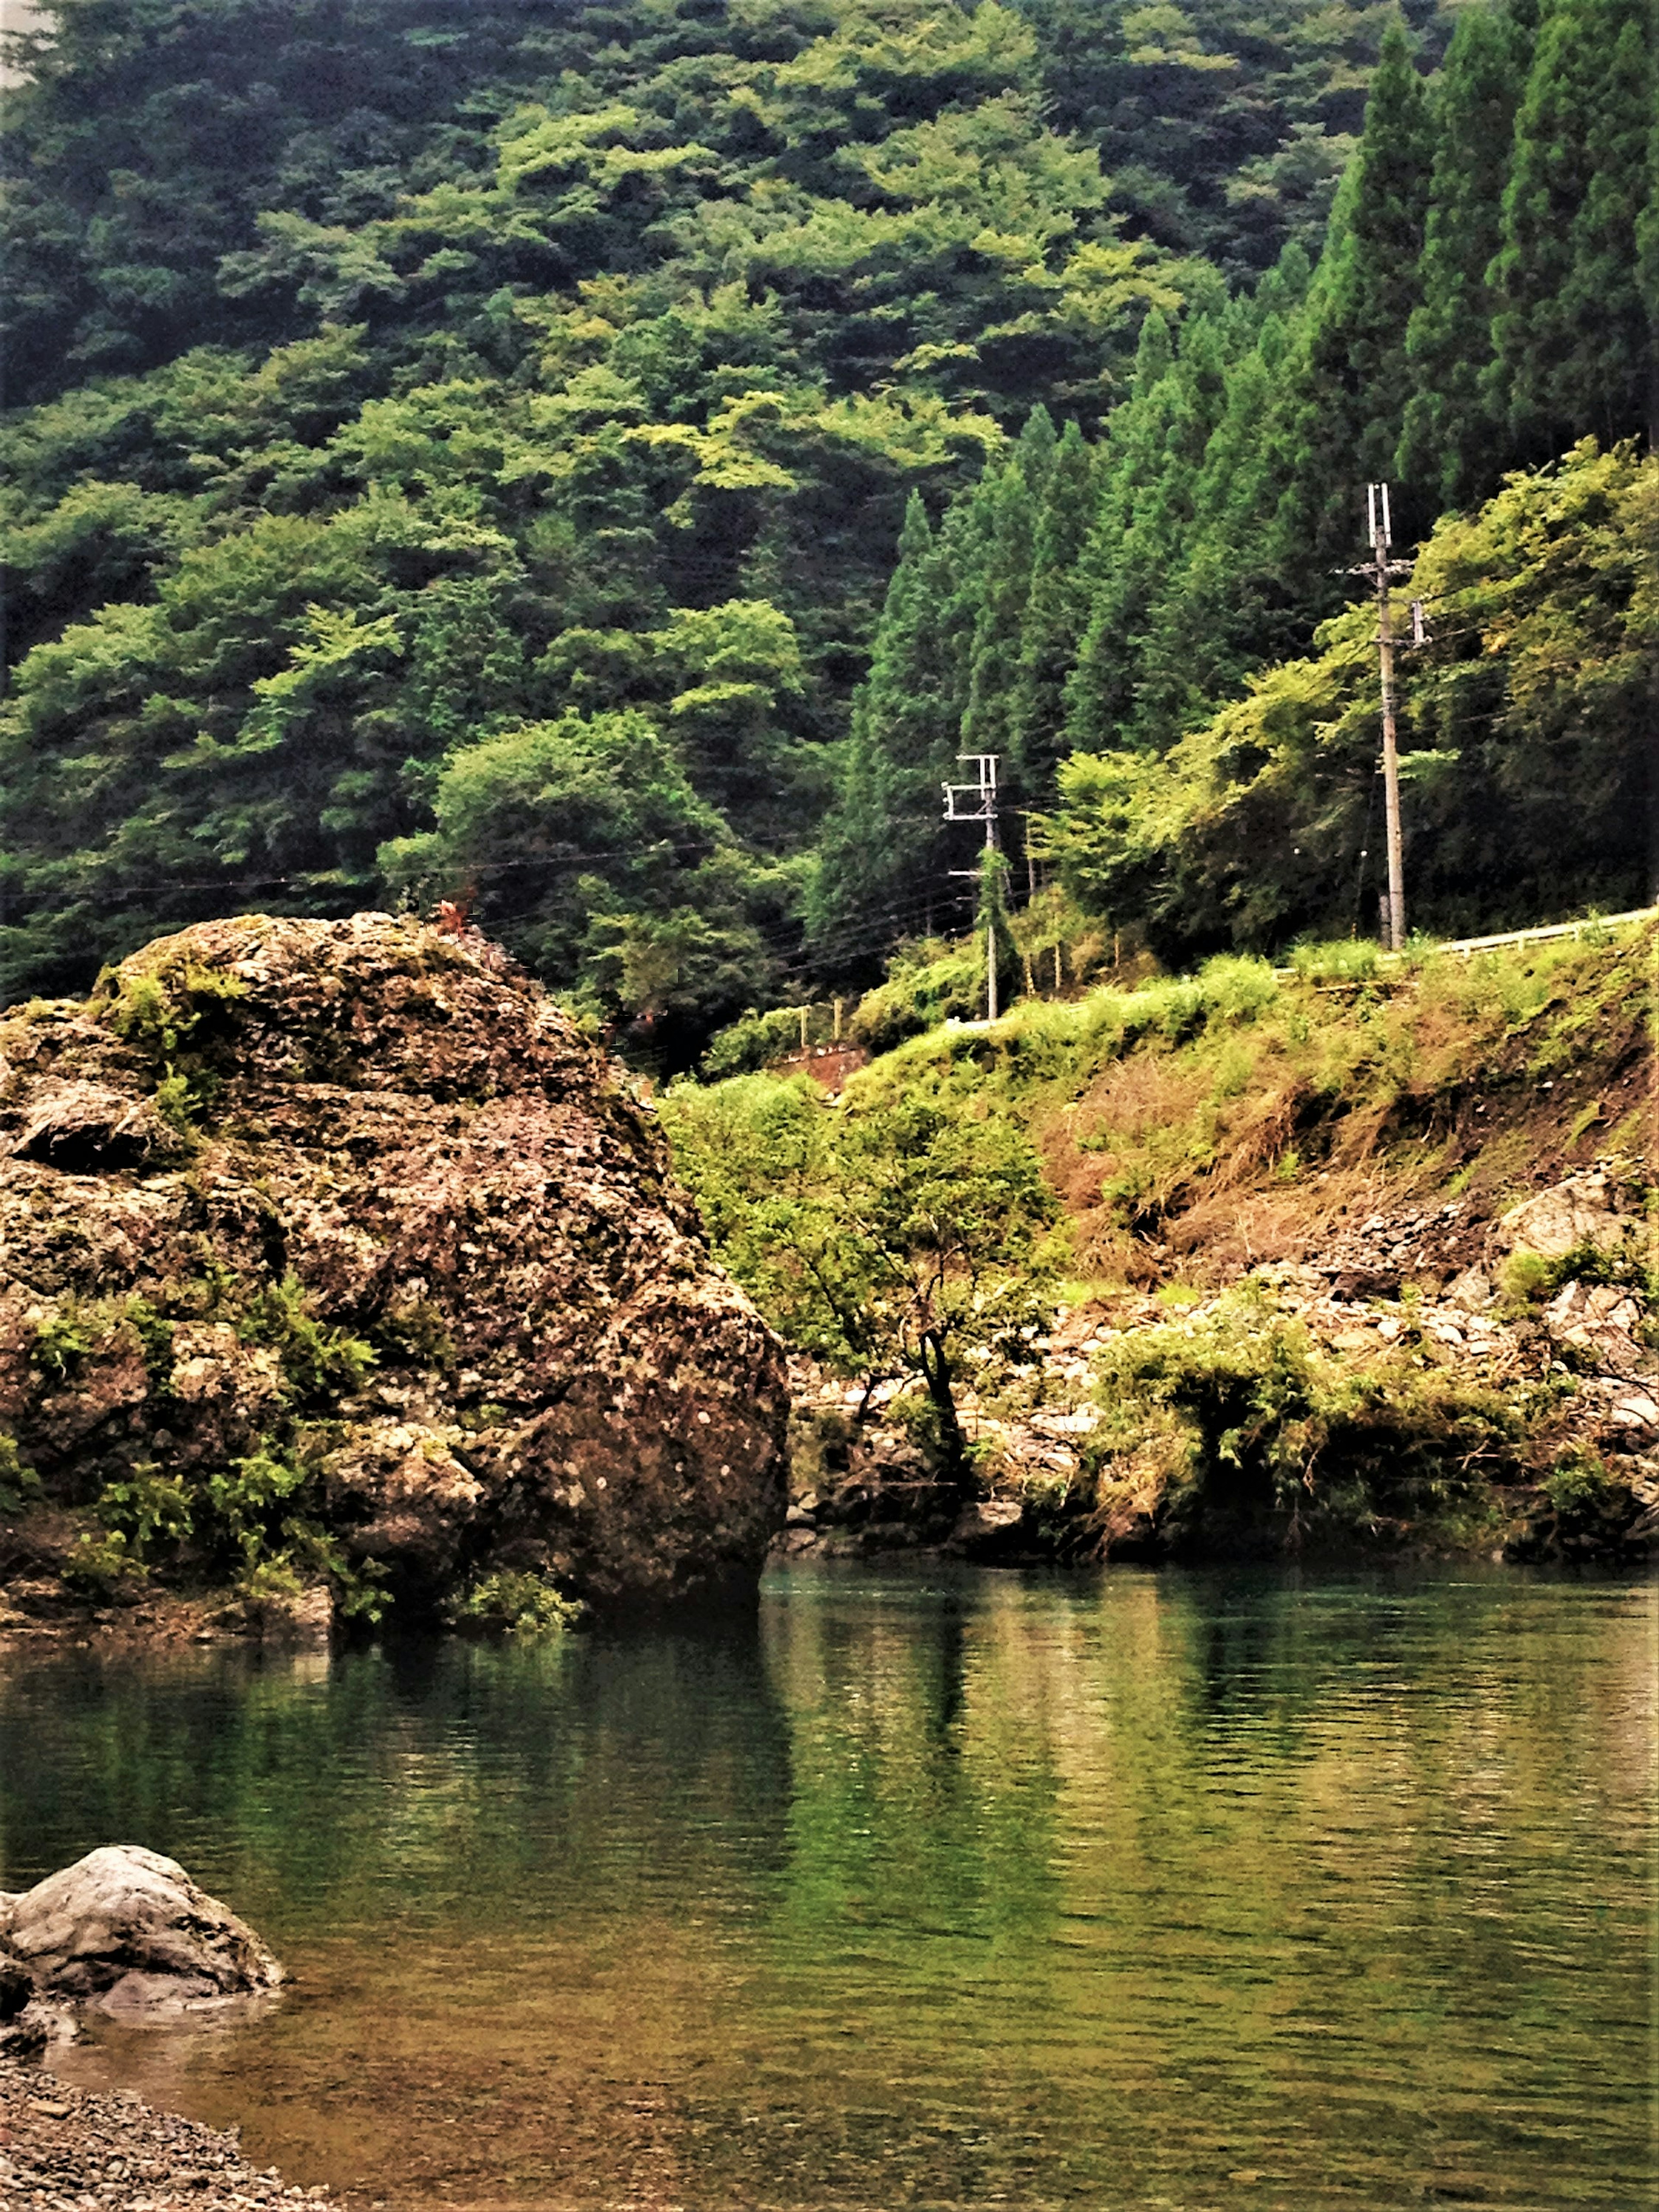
[
  {"x1": 777, "y1": 1167, "x2": 1659, "y2": 1568},
  {"x1": 0, "y1": 2060, "x2": 330, "y2": 2210},
  {"x1": 724, "y1": 925, "x2": 1659, "y2": 1570}
]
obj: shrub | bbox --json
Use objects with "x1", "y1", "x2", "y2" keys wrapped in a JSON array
[
  {"x1": 92, "y1": 956, "x2": 249, "y2": 1127},
  {"x1": 446, "y1": 1570, "x2": 582, "y2": 1638},
  {"x1": 31, "y1": 1306, "x2": 95, "y2": 1381},
  {"x1": 849, "y1": 940, "x2": 983, "y2": 1054},
  {"x1": 238, "y1": 1274, "x2": 377, "y2": 1399},
  {"x1": 1287, "y1": 938, "x2": 1382, "y2": 984},
  {"x1": 0, "y1": 1434, "x2": 41, "y2": 1515},
  {"x1": 97, "y1": 1466, "x2": 194, "y2": 1555},
  {"x1": 61, "y1": 1527, "x2": 148, "y2": 1596},
  {"x1": 1086, "y1": 1289, "x2": 1519, "y2": 1552},
  {"x1": 701, "y1": 1003, "x2": 818, "y2": 1080}
]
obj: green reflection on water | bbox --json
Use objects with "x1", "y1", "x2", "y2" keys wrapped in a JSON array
[{"x1": 2, "y1": 1562, "x2": 1653, "y2": 2212}]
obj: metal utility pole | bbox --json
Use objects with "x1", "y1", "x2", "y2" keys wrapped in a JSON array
[
  {"x1": 943, "y1": 752, "x2": 1001, "y2": 1022},
  {"x1": 1364, "y1": 484, "x2": 1412, "y2": 951}
]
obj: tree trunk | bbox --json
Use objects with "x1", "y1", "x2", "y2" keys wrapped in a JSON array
[{"x1": 918, "y1": 1329, "x2": 968, "y2": 1489}]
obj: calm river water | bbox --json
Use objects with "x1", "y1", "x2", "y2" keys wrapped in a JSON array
[{"x1": 3, "y1": 1563, "x2": 1655, "y2": 2211}]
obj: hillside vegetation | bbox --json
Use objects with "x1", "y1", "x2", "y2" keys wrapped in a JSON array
[
  {"x1": 667, "y1": 918, "x2": 1659, "y2": 1559},
  {"x1": 3, "y1": 0, "x2": 1655, "y2": 1063}
]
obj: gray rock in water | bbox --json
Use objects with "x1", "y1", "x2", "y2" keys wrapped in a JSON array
[
  {"x1": 950, "y1": 1496, "x2": 1026, "y2": 1557},
  {"x1": 3, "y1": 1845, "x2": 283, "y2": 2017}
]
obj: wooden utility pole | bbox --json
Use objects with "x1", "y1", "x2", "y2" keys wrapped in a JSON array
[
  {"x1": 1365, "y1": 483, "x2": 1412, "y2": 952},
  {"x1": 943, "y1": 753, "x2": 1001, "y2": 1021}
]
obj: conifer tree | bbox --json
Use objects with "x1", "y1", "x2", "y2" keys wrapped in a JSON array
[
  {"x1": 806, "y1": 490, "x2": 983, "y2": 975},
  {"x1": 962, "y1": 407, "x2": 1057, "y2": 766},
  {"x1": 1062, "y1": 311, "x2": 1180, "y2": 753},
  {"x1": 1396, "y1": 4, "x2": 1530, "y2": 510},
  {"x1": 1134, "y1": 334, "x2": 1289, "y2": 746},
  {"x1": 1640, "y1": 108, "x2": 1659, "y2": 437},
  {"x1": 1270, "y1": 22, "x2": 1434, "y2": 579},
  {"x1": 1010, "y1": 418, "x2": 1096, "y2": 800},
  {"x1": 1488, "y1": 0, "x2": 1659, "y2": 457},
  {"x1": 1064, "y1": 311, "x2": 1229, "y2": 754}
]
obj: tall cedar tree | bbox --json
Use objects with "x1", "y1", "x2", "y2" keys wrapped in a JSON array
[
  {"x1": 1009, "y1": 418, "x2": 1096, "y2": 798},
  {"x1": 1396, "y1": 5, "x2": 1532, "y2": 510},
  {"x1": 806, "y1": 492, "x2": 983, "y2": 977},
  {"x1": 1116, "y1": 313, "x2": 1231, "y2": 750},
  {"x1": 1133, "y1": 324, "x2": 1290, "y2": 749},
  {"x1": 1063, "y1": 311, "x2": 1230, "y2": 755},
  {"x1": 1062, "y1": 310, "x2": 1178, "y2": 753},
  {"x1": 1269, "y1": 22, "x2": 1434, "y2": 581},
  {"x1": 962, "y1": 408, "x2": 1058, "y2": 782},
  {"x1": 1488, "y1": 0, "x2": 1659, "y2": 456}
]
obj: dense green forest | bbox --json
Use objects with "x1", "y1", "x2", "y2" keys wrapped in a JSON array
[{"x1": 2, "y1": 0, "x2": 1655, "y2": 1063}]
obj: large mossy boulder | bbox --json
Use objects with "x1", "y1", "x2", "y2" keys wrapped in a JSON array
[{"x1": 0, "y1": 914, "x2": 788, "y2": 1618}]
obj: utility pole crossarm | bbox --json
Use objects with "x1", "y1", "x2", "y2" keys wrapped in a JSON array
[{"x1": 942, "y1": 751, "x2": 1001, "y2": 1020}]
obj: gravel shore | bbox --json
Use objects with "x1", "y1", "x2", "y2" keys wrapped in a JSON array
[{"x1": 0, "y1": 2061, "x2": 331, "y2": 2211}]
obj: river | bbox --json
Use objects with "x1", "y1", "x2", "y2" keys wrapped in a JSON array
[{"x1": 3, "y1": 1561, "x2": 1654, "y2": 2210}]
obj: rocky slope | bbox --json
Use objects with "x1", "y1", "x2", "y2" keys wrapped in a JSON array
[
  {"x1": 0, "y1": 914, "x2": 788, "y2": 1631},
  {"x1": 777, "y1": 1165, "x2": 1659, "y2": 1567},
  {"x1": 763, "y1": 924, "x2": 1659, "y2": 1567}
]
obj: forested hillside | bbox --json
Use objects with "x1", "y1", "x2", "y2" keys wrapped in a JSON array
[{"x1": 2, "y1": 0, "x2": 1655, "y2": 1065}]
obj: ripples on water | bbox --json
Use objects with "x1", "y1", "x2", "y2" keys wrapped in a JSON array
[{"x1": 1, "y1": 1562, "x2": 1653, "y2": 2211}]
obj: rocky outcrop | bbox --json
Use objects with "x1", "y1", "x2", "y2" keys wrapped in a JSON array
[
  {"x1": 1495, "y1": 1170, "x2": 1643, "y2": 1261},
  {"x1": 0, "y1": 914, "x2": 789, "y2": 1623},
  {"x1": 1, "y1": 1847, "x2": 281, "y2": 2030}
]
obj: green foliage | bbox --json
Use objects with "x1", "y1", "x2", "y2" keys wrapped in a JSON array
[
  {"x1": 1539, "y1": 1447, "x2": 1615, "y2": 1520},
  {"x1": 31, "y1": 1304, "x2": 96, "y2": 1381},
  {"x1": 1086, "y1": 1287, "x2": 1519, "y2": 1549},
  {"x1": 1269, "y1": 21, "x2": 1435, "y2": 573},
  {"x1": 61, "y1": 1527, "x2": 149, "y2": 1598},
  {"x1": 849, "y1": 939, "x2": 986, "y2": 1053},
  {"x1": 379, "y1": 705, "x2": 796, "y2": 1067},
  {"x1": 805, "y1": 488, "x2": 983, "y2": 977},
  {"x1": 95, "y1": 956, "x2": 250, "y2": 1125},
  {"x1": 1287, "y1": 938, "x2": 1380, "y2": 984},
  {"x1": 3, "y1": 0, "x2": 1653, "y2": 1018},
  {"x1": 974, "y1": 844, "x2": 1021, "y2": 1016},
  {"x1": 661, "y1": 1070, "x2": 1061, "y2": 1474},
  {"x1": 446, "y1": 1570, "x2": 583, "y2": 1639},
  {"x1": 0, "y1": 1434, "x2": 42, "y2": 1517},
  {"x1": 98, "y1": 1465, "x2": 195, "y2": 1555},
  {"x1": 16, "y1": 1267, "x2": 397, "y2": 1613},
  {"x1": 1396, "y1": 4, "x2": 1529, "y2": 509},
  {"x1": 701, "y1": 1003, "x2": 820, "y2": 1080},
  {"x1": 1526, "y1": 1444, "x2": 1644, "y2": 1555},
  {"x1": 1501, "y1": 1234, "x2": 1653, "y2": 1310},
  {"x1": 1041, "y1": 444, "x2": 1659, "y2": 960},
  {"x1": 238, "y1": 1274, "x2": 378, "y2": 1401},
  {"x1": 1488, "y1": 0, "x2": 1658, "y2": 460}
]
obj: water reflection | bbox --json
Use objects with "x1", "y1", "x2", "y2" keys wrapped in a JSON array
[{"x1": 0, "y1": 1562, "x2": 1652, "y2": 2210}]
